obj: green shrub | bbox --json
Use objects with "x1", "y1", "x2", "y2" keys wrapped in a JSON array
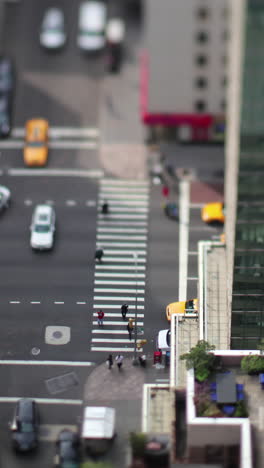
[
  {"x1": 129, "y1": 432, "x2": 147, "y2": 458},
  {"x1": 241, "y1": 355, "x2": 264, "y2": 375},
  {"x1": 233, "y1": 401, "x2": 248, "y2": 418},
  {"x1": 81, "y1": 462, "x2": 114, "y2": 468},
  {"x1": 180, "y1": 340, "x2": 216, "y2": 382}
]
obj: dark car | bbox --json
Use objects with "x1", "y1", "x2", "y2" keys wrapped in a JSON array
[
  {"x1": 55, "y1": 429, "x2": 80, "y2": 467},
  {"x1": 10, "y1": 399, "x2": 39, "y2": 452},
  {"x1": 0, "y1": 57, "x2": 14, "y2": 93},
  {"x1": 0, "y1": 93, "x2": 12, "y2": 137}
]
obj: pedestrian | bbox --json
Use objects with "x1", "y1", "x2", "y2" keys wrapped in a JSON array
[
  {"x1": 162, "y1": 184, "x2": 170, "y2": 199},
  {"x1": 95, "y1": 246, "x2": 104, "y2": 263},
  {"x1": 126, "y1": 318, "x2": 134, "y2": 340},
  {"x1": 101, "y1": 201, "x2": 109, "y2": 215},
  {"x1": 106, "y1": 354, "x2": 113, "y2": 370},
  {"x1": 121, "y1": 303, "x2": 128, "y2": 320},
  {"x1": 115, "y1": 354, "x2": 124, "y2": 370},
  {"x1": 97, "y1": 309, "x2": 104, "y2": 326}
]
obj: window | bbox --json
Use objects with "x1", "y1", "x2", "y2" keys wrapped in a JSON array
[
  {"x1": 195, "y1": 100, "x2": 206, "y2": 112},
  {"x1": 196, "y1": 31, "x2": 209, "y2": 43},
  {"x1": 196, "y1": 54, "x2": 208, "y2": 66},
  {"x1": 196, "y1": 7, "x2": 210, "y2": 20},
  {"x1": 195, "y1": 77, "x2": 208, "y2": 88}
]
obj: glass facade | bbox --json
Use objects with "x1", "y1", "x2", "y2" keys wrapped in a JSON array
[{"x1": 231, "y1": 0, "x2": 264, "y2": 349}]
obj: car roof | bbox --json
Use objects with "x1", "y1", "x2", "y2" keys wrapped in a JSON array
[
  {"x1": 43, "y1": 8, "x2": 64, "y2": 27},
  {"x1": 16, "y1": 399, "x2": 34, "y2": 420},
  {"x1": 34, "y1": 204, "x2": 53, "y2": 218},
  {"x1": 79, "y1": 1, "x2": 106, "y2": 27}
]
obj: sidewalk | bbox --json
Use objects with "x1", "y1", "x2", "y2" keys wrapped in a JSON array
[{"x1": 83, "y1": 357, "x2": 170, "y2": 468}]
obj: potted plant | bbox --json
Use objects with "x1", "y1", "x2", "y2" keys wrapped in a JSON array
[
  {"x1": 241, "y1": 355, "x2": 264, "y2": 375},
  {"x1": 180, "y1": 340, "x2": 216, "y2": 382},
  {"x1": 129, "y1": 432, "x2": 147, "y2": 460}
]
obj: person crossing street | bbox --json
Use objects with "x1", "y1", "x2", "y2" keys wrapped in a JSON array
[
  {"x1": 126, "y1": 318, "x2": 134, "y2": 340},
  {"x1": 115, "y1": 354, "x2": 124, "y2": 370},
  {"x1": 121, "y1": 303, "x2": 128, "y2": 320},
  {"x1": 97, "y1": 309, "x2": 104, "y2": 326}
]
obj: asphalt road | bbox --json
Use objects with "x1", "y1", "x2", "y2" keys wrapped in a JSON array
[{"x1": 0, "y1": 1, "x2": 225, "y2": 467}]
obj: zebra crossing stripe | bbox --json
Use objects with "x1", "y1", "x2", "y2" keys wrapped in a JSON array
[
  {"x1": 95, "y1": 265, "x2": 146, "y2": 270},
  {"x1": 92, "y1": 330, "x2": 139, "y2": 335},
  {"x1": 98, "y1": 214, "x2": 147, "y2": 220},
  {"x1": 99, "y1": 193, "x2": 149, "y2": 200},
  {"x1": 100, "y1": 179, "x2": 149, "y2": 186},
  {"x1": 94, "y1": 296, "x2": 144, "y2": 301},
  {"x1": 97, "y1": 228, "x2": 147, "y2": 233},
  {"x1": 97, "y1": 235, "x2": 147, "y2": 241},
  {"x1": 94, "y1": 288, "x2": 145, "y2": 294},
  {"x1": 92, "y1": 307, "x2": 144, "y2": 312},
  {"x1": 100, "y1": 250, "x2": 147, "y2": 256},
  {"x1": 97, "y1": 221, "x2": 147, "y2": 227},
  {"x1": 91, "y1": 347, "x2": 137, "y2": 352},
  {"x1": 96, "y1": 242, "x2": 147, "y2": 248},
  {"x1": 95, "y1": 257, "x2": 146, "y2": 263},
  {"x1": 92, "y1": 338, "x2": 135, "y2": 343},
  {"x1": 95, "y1": 272, "x2": 146, "y2": 278},
  {"x1": 94, "y1": 281, "x2": 145, "y2": 286},
  {"x1": 99, "y1": 207, "x2": 148, "y2": 213},
  {"x1": 92, "y1": 321, "x2": 144, "y2": 326},
  {"x1": 98, "y1": 200, "x2": 149, "y2": 207}
]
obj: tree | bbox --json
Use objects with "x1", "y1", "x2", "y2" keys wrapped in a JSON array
[{"x1": 180, "y1": 340, "x2": 216, "y2": 382}]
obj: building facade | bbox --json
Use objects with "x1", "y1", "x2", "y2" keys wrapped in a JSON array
[{"x1": 141, "y1": 0, "x2": 228, "y2": 142}]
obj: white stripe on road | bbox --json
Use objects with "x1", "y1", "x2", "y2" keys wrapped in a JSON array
[
  {"x1": 99, "y1": 193, "x2": 149, "y2": 200},
  {"x1": 96, "y1": 242, "x2": 147, "y2": 248},
  {"x1": 92, "y1": 321, "x2": 144, "y2": 326},
  {"x1": 98, "y1": 206, "x2": 148, "y2": 213},
  {"x1": 94, "y1": 288, "x2": 145, "y2": 294},
  {"x1": 10, "y1": 301, "x2": 20, "y2": 304},
  {"x1": 98, "y1": 214, "x2": 147, "y2": 220},
  {"x1": 92, "y1": 338, "x2": 135, "y2": 343},
  {"x1": 94, "y1": 296, "x2": 144, "y2": 301},
  {"x1": 54, "y1": 301, "x2": 64, "y2": 304},
  {"x1": 95, "y1": 265, "x2": 146, "y2": 270},
  {"x1": 102, "y1": 249, "x2": 147, "y2": 255},
  {"x1": 66, "y1": 200, "x2": 77, "y2": 206},
  {"x1": 8, "y1": 168, "x2": 103, "y2": 178},
  {"x1": 100, "y1": 179, "x2": 149, "y2": 187},
  {"x1": 12, "y1": 127, "x2": 100, "y2": 139},
  {"x1": 97, "y1": 227, "x2": 147, "y2": 233},
  {"x1": 98, "y1": 200, "x2": 148, "y2": 207},
  {"x1": 0, "y1": 141, "x2": 98, "y2": 149},
  {"x1": 30, "y1": 301, "x2": 41, "y2": 304},
  {"x1": 91, "y1": 347, "x2": 136, "y2": 352},
  {"x1": 77, "y1": 302, "x2": 87, "y2": 305},
  {"x1": 93, "y1": 311, "x2": 144, "y2": 316},
  {"x1": 92, "y1": 307, "x2": 144, "y2": 312},
  {"x1": 0, "y1": 360, "x2": 94, "y2": 366},
  {"x1": 0, "y1": 397, "x2": 82, "y2": 405},
  {"x1": 92, "y1": 330, "x2": 138, "y2": 335},
  {"x1": 97, "y1": 221, "x2": 147, "y2": 227},
  {"x1": 97, "y1": 235, "x2": 147, "y2": 241},
  {"x1": 179, "y1": 180, "x2": 190, "y2": 301},
  {"x1": 94, "y1": 280, "x2": 145, "y2": 286},
  {"x1": 96, "y1": 257, "x2": 146, "y2": 263},
  {"x1": 95, "y1": 272, "x2": 145, "y2": 278}
]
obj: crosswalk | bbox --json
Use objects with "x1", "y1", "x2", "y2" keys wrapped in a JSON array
[{"x1": 91, "y1": 178, "x2": 149, "y2": 353}]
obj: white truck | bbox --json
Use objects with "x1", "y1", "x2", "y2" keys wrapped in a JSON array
[{"x1": 81, "y1": 406, "x2": 116, "y2": 455}]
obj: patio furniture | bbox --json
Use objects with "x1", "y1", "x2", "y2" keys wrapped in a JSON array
[
  {"x1": 236, "y1": 383, "x2": 244, "y2": 391},
  {"x1": 210, "y1": 382, "x2": 216, "y2": 391},
  {"x1": 222, "y1": 404, "x2": 235, "y2": 416},
  {"x1": 259, "y1": 373, "x2": 264, "y2": 389},
  {"x1": 237, "y1": 391, "x2": 244, "y2": 401},
  {"x1": 216, "y1": 371, "x2": 237, "y2": 403},
  {"x1": 210, "y1": 391, "x2": 217, "y2": 401}
]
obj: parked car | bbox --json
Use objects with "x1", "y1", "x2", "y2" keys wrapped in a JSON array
[
  {"x1": 166, "y1": 298, "x2": 198, "y2": 321},
  {"x1": 157, "y1": 329, "x2": 171, "y2": 351},
  {"x1": 0, "y1": 56, "x2": 14, "y2": 94},
  {"x1": 40, "y1": 8, "x2": 66, "y2": 49},
  {"x1": 81, "y1": 406, "x2": 116, "y2": 455},
  {"x1": 30, "y1": 204, "x2": 56, "y2": 250},
  {"x1": 0, "y1": 92, "x2": 12, "y2": 137},
  {"x1": 0, "y1": 56, "x2": 14, "y2": 137},
  {"x1": 10, "y1": 399, "x2": 39, "y2": 452},
  {"x1": 201, "y1": 202, "x2": 225, "y2": 224},
  {"x1": 0, "y1": 184, "x2": 10, "y2": 211},
  {"x1": 54, "y1": 429, "x2": 80, "y2": 468},
  {"x1": 24, "y1": 118, "x2": 49, "y2": 166},
  {"x1": 77, "y1": 1, "x2": 107, "y2": 51}
]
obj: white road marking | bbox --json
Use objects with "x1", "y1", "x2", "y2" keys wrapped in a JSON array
[
  {"x1": 98, "y1": 200, "x2": 149, "y2": 207},
  {"x1": 93, "y1": 311, "x2": 144, "y2": 316},
  {"x1": 0, "y1": 360, "x2": 94, "y2": 366},
  {"x1": 179, "y1": 180, "x2": 190, "y2": 301},
  {"x1": 24, "y1": 199, "x2": 32, "y2": 205},
  {"x1": 8, "y1": 168, "x2": 103, "y2": 178},
  {"x1": 0, "y1": 397, "x2": 82, "y2": 405},
  {"x1": 95, "y1": 257, "x2": 146, "y2": 263},
  {"x1": 97, "y1": 227, "x2": 147, "y2": 233},
  {"x1": 92, "y1": 330, "x2": 136, "y2": 335},
  {"x1": 12, "y1": 127, "x2": 100, "y2": 139},
  {"x1": 102, "y1": 249, "x2": 147, "y2": 255},
  {"x1": 94, "y1": 288, "x2": 145, "y2": 294},
  {"x1": 92, "y1": 338, "x2": 135, "y2": 343},
  {"x1": 54, "y1": 301, "x2": 64, "y2": 304},
  {"x1": 94, "y1": 296, "x2": 144, "y2": 301},
  {"x1": 95, "y1": 272, "x2": 145, "y2": 278},
  {"x1": 95, "y1": 265, "x2": 146, "y2": 270},
  {"x1": 96, "y1": 242, "x2": 147, "y2": 248},
  {"x1": 30, "y1": 301, "x2": 41, "y2": 304},
  {"x1": 94, "y1": 280, "x2": 145, "y2": 286},
  {"x1": 98, "y1": 206, "x2": 148, "y2": 213},
  {"x1": 76, "y1": 302, "x2": 86, "y2": 305},
  {"x1": 97, "y1": 235, "x2": 147, "y2": 241},
  {"x1": 97, "y1": 221, "x2": 147, "y2": 227},
  {"x1": 100, "y1": 179, "x2": 149, "y2": 187},
  {"x1": 0, "y1": 141, "x2": 98, "y2": 149},
  {"x1": 91, "y1": 346, "x2": 136, "y2": 352},
  {"x1": 10, "y1": 301, "x2": 20, "y2": 304},
  {"x1": 66, "y1": 200, "x2": 77, "y2": 206},
  {"x1": 98, "y1": 214, "x2": 147, "y2": 220},
  {"x1": 92, "y1": 321, "x2": 144, "y2": 326},
  {"x1": 99, "y1": 193, "x2": 149, "y2": 200},
  {"x1": 85, "y1": 200, "x2": 96, "y2": 207},
  {"x1": 45, "y1": 200, "x2": 54, "y2": 205}
]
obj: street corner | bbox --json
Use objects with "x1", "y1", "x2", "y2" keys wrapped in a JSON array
[
  {"x1": 99, "y1": 143, "x2": 148, "y2": 180},
  {"x1": 83, "y1": 358, "x2": 145, "y2": 401},
  {"x1": 190, "y1": 180, "x2": 224, "y2": 204}
]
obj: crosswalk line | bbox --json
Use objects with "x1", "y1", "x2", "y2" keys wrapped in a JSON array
[
  {"x1": 97, "y1": 235, "x2": 147, "y2": 241},
  {"x1": 98, "y1": 199, "x2": 149, "y2": 206},
  {"x1": 92, "y1": 321, "x2": 144, "y2": 326},
  {"x1": 95, "y1": 265, "x2": 146, "y2": 270},
  {"x1": 97, "y1": 227, "x2": 148, "y2": 233},
  {"x1": 91, "y1": 347, "x2": 137, "y2": 352},
  {"x1": 93, "y1": 296, "x2": 144, "y2": 301},
  {"x1": 98, "y1": 206, "x2": 148, "y2": 213},
  {"x1": 94, "y1": 288, "x2": 145, "y2": 294},
  {"x1": 99, "y1": 193, "x2": 149, "y2": 200},
  {"x1": 92, "y1": 329, "x2": 139, "y2": 335},
  {"x1": 95, "y1": 272, "x2": 146, "y2": 278},
  {"x1": 100, "y1": 179, "x2": 149, "y2": 187},
  {"x1": 98, "y1": 214, "x2": 147, "y2": 220},
  {"x1": 97, "y1": 221, "x2": 148, "y2": 227},
  {"x1": 92, "y1": 308, "x2": 144, "y2": 312},
  {"x1": 92, "y1": 338, "x2": 135, "y2": 343},
  {"x1": 94, "y1": 280, "x2": 145, "y2": 286},
  {"x1": 100, "y1": 250, "x2": 147, "y2": 255},
  {"x1": 96, "y1": 242, "x2": 147, "y2": 248},
  {"x1": 95, "y1": 257, "x2": 146, "y2": 263}
]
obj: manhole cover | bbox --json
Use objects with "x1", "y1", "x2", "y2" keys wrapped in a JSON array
[
  {"x1": 31, "y1": 347, "x2": 40, "y2": 356},
  {"x1": 53, "y1": 331, "x2": 63, "y2": 339},
  {"x1": 45, "y1": 372, "x2": 79, "y2": 395}
]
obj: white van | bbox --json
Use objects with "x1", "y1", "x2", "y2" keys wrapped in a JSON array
[{"x1": 77, "y1": 1, "x2": 107, "y2": 51}]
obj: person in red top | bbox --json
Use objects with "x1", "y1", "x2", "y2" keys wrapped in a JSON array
[
  {"x1": 162, "y1": 185, "x2": 170, "y2": 199},
  {"x1": 97, "y1": 310, "x2": 104, "y2": 326}
]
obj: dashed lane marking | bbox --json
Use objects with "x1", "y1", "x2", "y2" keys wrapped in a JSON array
[
  {"x1": 30, "y1": 301, "x2": 41, "y2": 304},
  {"x1": 54, "y1": 301, "x2": 65, "y2": 304},
  {"x1": 66, "y1": 200, "x2": 77, "y2": 206}
]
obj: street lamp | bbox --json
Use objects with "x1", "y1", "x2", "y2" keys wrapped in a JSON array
[{"x1": 133, "y1": 252, "x2": 138, "y2": 366}]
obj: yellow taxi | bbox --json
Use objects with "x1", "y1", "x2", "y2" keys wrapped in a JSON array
[
  {"x1": 166, "y1": 298, "x2": 198, "y2": 321},
  {"x1": 24, "y1": 118, "x2": 49, "y2": 166},
  {"x1": 201, "y1": 202, "x2": 225, "y2": 224}
]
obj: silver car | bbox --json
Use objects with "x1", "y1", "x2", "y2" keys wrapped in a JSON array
[
  {"x1": 40, "y1": 8, "x2": 66, "y2": 49},
  {"x1": 30, "y1": 204, "x2": 55, "y2": 250},
  {"x1": 0, "y1": 185, "x2": 10, "y2": 211}
]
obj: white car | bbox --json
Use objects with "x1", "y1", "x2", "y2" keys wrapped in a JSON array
[
  {"x1": 157, "y1": 329, "x2": 171, "y2": 352},
  {"x1": 40, "y1": 8, "x2": 66, "y2": 49},
  {"x1": 0, "y1": 185, "x2": 10, "y2": 211},
  {"x1": 77, "y1": 1, "x2": 107, "y2": 51},
  {"x1": 30, "y1": 204, "x2": 55, "y2": 250}
]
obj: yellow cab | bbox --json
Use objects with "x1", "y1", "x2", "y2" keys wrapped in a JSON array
[
  {"x1": 166, "y1": 298, "x2": 198, "y2": 321},
  {"x1": 201, "y1": 202, "x2": 225, "y2": 224},
  {"x1": 24, "y1": 118, "x2": 49, "y2": 166}
]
